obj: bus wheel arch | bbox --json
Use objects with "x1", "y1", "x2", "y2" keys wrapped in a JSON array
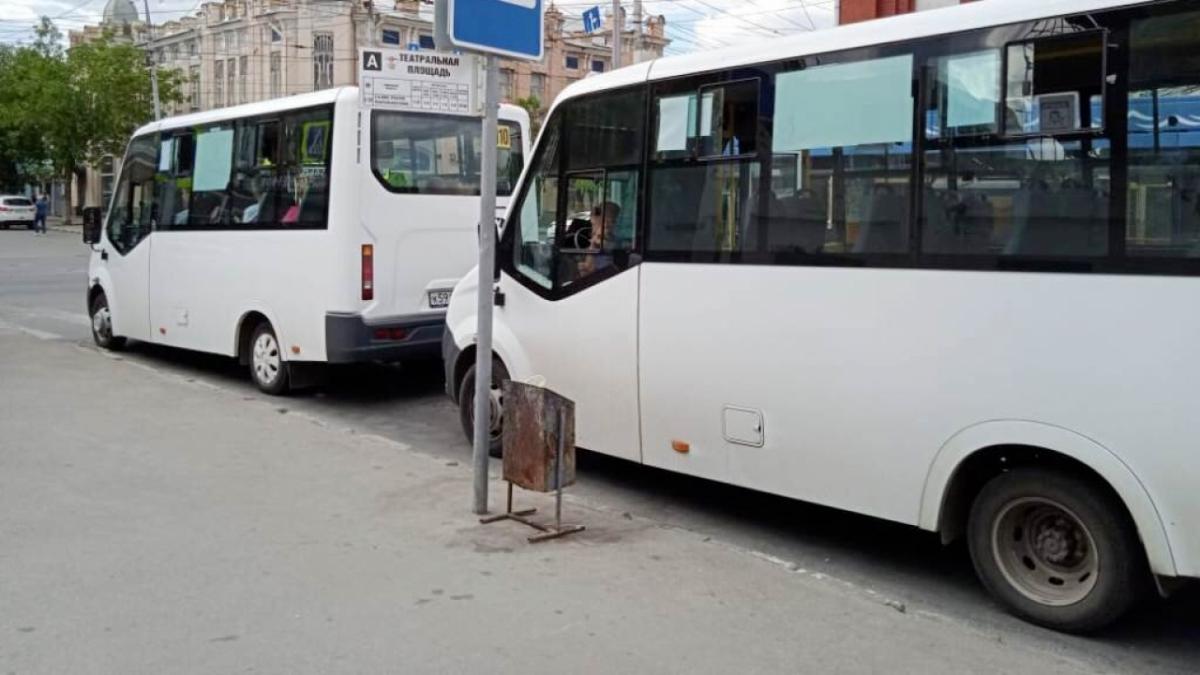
[
  {"x1": 236, "y1": 311, "x2": 271, "y2": 366},
  {"x1": 924, "y1": 422, "x2": 1176, "y2": 583},
  {"x1": 453, "y1": 345, "x2": 511, "y2": 458}
]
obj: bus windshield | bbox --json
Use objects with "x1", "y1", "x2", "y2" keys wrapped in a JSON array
[{"x1": 372, "y1": 112, "x2": 524, "y2": 197}]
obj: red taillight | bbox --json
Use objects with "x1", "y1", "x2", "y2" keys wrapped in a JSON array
[
  {"x1": 0, "y1": 206, "x2": 9, "y2": 212},
  {"x1": 372, "y1": 327, "x2": 408, "y2": 341},
  {"x1": 361, "y1": 244, "x2": 374, "y2": 301}
]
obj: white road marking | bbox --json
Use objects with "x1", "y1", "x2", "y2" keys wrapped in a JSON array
[
  {"x1": 0, "y1": 304, "x2": 90, "y2": 327},
  {"x1": 0, "y1": 317, "x2": 63, "y2": 341}
]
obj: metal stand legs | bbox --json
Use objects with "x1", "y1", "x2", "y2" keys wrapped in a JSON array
[{"x1": 479, "y1": 409, "x2": 585, "y2": 543}]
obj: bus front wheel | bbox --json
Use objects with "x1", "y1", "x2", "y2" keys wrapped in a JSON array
[
  {"x1": 967, "y1": 467, "x2": 1144, "y2": 633},
  {"x1": 89, "y1": 292, "x2": 126, "y2": 351},
  {"x1": 248, "y1": 321, "x2": 290, "y2": 395},
  {"x1": 458, "y1": 358, "x2": 509, "y2": 458}
]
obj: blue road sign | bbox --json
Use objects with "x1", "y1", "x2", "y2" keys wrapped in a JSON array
[
  {"x1": 447, "y1": 0, "x2": 544, "y2": 60},
  {"x1": 582, "y1": 6, "x2": 603, "y2": 33}
]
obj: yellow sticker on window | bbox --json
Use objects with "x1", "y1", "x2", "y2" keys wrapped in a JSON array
[{"x1": 497, "y1": 126, "x2": 512, "y2": 150}]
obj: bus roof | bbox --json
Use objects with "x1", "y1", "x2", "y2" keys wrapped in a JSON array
[
  {"x1": 556, "y1": 0, "x2": 1154, "y2": 104},
  {"x1": 132, "y1": 87, "x2": 528, "y2": 137}
]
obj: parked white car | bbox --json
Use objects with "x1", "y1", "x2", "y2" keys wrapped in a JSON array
[{"x1": 0, "y1": 196, "x2": 36, "y2": 230}]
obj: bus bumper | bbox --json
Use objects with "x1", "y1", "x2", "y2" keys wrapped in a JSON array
[{"x1": 325, "y1": 312, "x2": 445, "y2": 363}]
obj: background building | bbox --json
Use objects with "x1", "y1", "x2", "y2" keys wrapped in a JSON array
[{"x1": 839, "y1": 0, "x2": 976, "y2": 24}]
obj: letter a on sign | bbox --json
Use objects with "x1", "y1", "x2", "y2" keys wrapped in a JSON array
[{"x1": 363, "y1": 51, "x2": 382, "y2": 71}]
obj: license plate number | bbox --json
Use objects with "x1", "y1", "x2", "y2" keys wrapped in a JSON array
[{"x1": 428, "y1": 290, "x2": 452, "y2": 308}]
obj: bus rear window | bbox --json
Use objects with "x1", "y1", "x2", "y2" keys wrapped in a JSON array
[{"x1": 371, "y1": 111, "x2": 524, "y2": 197}]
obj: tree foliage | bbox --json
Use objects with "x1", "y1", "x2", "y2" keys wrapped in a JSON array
[{"x1": 0, "y1": 17, "x2": 184, "y2": 205}]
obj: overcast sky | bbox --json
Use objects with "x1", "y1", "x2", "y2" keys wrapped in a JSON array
[{"x1": 0, "y1": 0, "x2": 838, "y2": 53}]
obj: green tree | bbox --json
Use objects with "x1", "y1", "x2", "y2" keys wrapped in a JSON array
[
  {"x1": 0, "y1": 18, "x2": 183, "y2": 221},
  {"x1": 516, "y1": 95, "x2": 543, "y2": 133}
]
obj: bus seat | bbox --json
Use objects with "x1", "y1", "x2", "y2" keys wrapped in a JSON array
[
  {"x1": 767, "y1": 191, "x2": 827, "y2": 254},
  {"x1": 854, "y1": 187, "x2": 908, "y2": 254}
]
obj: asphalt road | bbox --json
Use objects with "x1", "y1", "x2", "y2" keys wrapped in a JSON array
[{"x1": 2, "y1": 228, "x2": 1198, "y2": 673}]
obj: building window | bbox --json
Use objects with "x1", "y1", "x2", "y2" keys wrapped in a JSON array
[
  {"x1": 269, "y1": 26, "x2": 282, "y2": 43},
  {"x1": 214, "y1": 60, "x2": 224, "y2": 108},
  {"x1": 419, "y1": 34, "x2": 436, "y2": 49},
  {"x1": 530, "y1": 72, "x2": 545, "y2": 102},
  {"x1": 381, "y1": 29, "x2": 400, "y2": 45},
  {"x1": 499, "y1": 69, "x2": 515, "y2": 101},
  {"x1": 313, "y1": 32, "x2": 334, "y2": 90},
  {"x1": 188, "y1": 39, "x2": 197, "y2": 56},
  {"x1": 565, "y1": 54, "x2": 580, "y2": 70},
  {"x1": 189, "y1": 64, "x2": 200, "y2": 111},
  {"x1": 592, "y1": 59, "x2": 605, "y2": 73},
  {"x1": 227, "y1": 58, "x2": 236, "y2": 105},
  {"x1": 239, "y1": 55, "x2": 248, "y2": 104},
  {"x1": 270, "y1": 52, "x2": 282, "y2": 99}
]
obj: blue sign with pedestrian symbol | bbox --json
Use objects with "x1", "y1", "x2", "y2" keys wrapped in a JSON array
[
  {"x1": 582, "y1": 6, "x2": 603, "y2": 33},
  {"x1": 447, "y1": 0, "x2": 544, "y2": 60}
]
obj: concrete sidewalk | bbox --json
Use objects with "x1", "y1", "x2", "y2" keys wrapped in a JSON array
[{"x1": 0, "y1": 333, "x2": 1102, "y2": 674}]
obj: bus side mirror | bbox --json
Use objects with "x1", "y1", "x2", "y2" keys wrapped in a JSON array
[
  {"x1": 493, "y1": 217, "x2": 504, "y2": 282},
  {"x1": 81, "y1": 207, "x2": 103, "y2": 245}
]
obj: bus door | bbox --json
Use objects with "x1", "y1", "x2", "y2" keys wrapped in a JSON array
[
  {"x1": 100, "y1": 134, "x2": 157, "y2": 342},
  {"x1": 498, "y1": 94, "x2": 645, "y2": 462},
  {"x1": 637, "y1": 76, "x2": 769, "y2": 484}
]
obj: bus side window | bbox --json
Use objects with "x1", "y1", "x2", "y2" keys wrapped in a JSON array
[
  {"x1": 921, "y1": 30, "x2": 1111, "y2": 259},
  {"x1": 766, "y1": 55, "x2": 915, "y2": 257},
  {"x1": 107, "y1": 134, "x2": 157, "y2": 253},
  {"x1": 156, "y1": 133, "x2": 194, "y2": 230},
  {"x1": 510, "y1": 116, "x2": 561, "y2": 290},
  {"x1": 1126, "y1": 8, "x2": 1200, "y2": 258},
  {"x1": 648, "y1": 78, "x2": 763, "y2": 259},
  {"x1": 280, "y1": 109, "x2": 331, "y2": 228},
  {"x1": 558, "y1": 90, "x2": 645, "y2": 286}
]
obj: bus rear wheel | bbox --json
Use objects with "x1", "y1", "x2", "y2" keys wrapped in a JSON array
[
  {"x1": 249, "y1": 321, "x2": 290, "y2": 395},
  {"x1": 89, "y1": 292, "x2": 126, "y2": 351},
  {"x1": 458, "y1": 358, "x2": 509, "y2": 458},
  {"x1": 967, "y1": 468, "x2": 1144, "y2": 633}
]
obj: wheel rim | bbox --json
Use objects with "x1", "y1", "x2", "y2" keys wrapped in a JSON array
[
  {"x1": 991, "y1": 497, "x2": 1099, "y2": 607},
  {"x1": 252, "y1": 332, "x2": 281, "y2": 385},
  {"x1": 92, "y1": 304, "x2": 113, "y2": 342},
  {"x1": 467, "y1": 375, "x2": 504, "y2": 443}
]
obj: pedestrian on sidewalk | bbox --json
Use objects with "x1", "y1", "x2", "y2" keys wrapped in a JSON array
[{"x1": 33, "y1": 194, "x2": 48, "y2": 236}]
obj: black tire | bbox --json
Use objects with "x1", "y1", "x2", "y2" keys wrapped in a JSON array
[
  {"x1": 89, "y1": 292, "x2": 126, "y2": 351},
  {"x1": 457, "y1": 358, "x2": 510, "y2": 458},
  {"x1": 967, "y1": 468, "x2": 1145, "y2": 633},
  {"x1": 248, "y1": 321, "x2": 290, "y2": 395}
]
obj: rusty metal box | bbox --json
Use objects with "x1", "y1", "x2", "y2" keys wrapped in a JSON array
[{"x1": 501, "y1": 382, "x2": 576, "y2": 493}]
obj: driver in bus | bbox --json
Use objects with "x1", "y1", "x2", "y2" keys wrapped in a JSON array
[{"x1": 575, "y1": 201, "x2": 622, "y2": 280}]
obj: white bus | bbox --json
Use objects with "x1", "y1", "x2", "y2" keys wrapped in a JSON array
[
  {"x1": 85, "y1": 87, "x2": 529, "y2": 393},
  {"x1": 445, "y1": 0, "x2": 1200, "y2": 631}
]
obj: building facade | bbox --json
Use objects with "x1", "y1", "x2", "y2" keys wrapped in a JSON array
[{"x1": 839, "y1": 0, "x2": 974, "y2": 24}]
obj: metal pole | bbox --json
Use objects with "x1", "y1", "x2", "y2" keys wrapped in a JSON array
[
  {"x1": 611, "y1": 0, "x2": 621, "y2": 69},
  {"x1": 554, "y1": 407, "x2": 565, "y2": 528},
  {"x1": 472, "y1": 54, "x2": 500, "y2": 515},
  {"x1": 142, "y1": 0, "x2": 161, "y2": 120}
]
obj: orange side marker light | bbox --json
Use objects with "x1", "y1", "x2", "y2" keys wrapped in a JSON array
[{"x1": 671, "y1": 440, "x2": 690, "y2": 454}]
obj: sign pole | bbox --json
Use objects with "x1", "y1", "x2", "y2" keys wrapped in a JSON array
[{"x1": 472, "y1": 54, "x2": 500, "y2": 515}]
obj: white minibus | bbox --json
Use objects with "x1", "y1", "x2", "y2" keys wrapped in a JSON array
[
  {"x1": 445, "y1": 0, "x2": 1200, "y2": 631},
  {"x1": 86, "y1": 87, "x2": 529, "y2": 393}
]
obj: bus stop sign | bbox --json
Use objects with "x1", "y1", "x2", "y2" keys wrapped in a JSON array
[{"x1": 446, "y1": 0, "x2": 544, "y2": 60}]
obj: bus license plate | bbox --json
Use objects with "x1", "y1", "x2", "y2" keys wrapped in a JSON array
[{"x1": 428, "y1": 290, "x2": 452, "y2": 308}]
